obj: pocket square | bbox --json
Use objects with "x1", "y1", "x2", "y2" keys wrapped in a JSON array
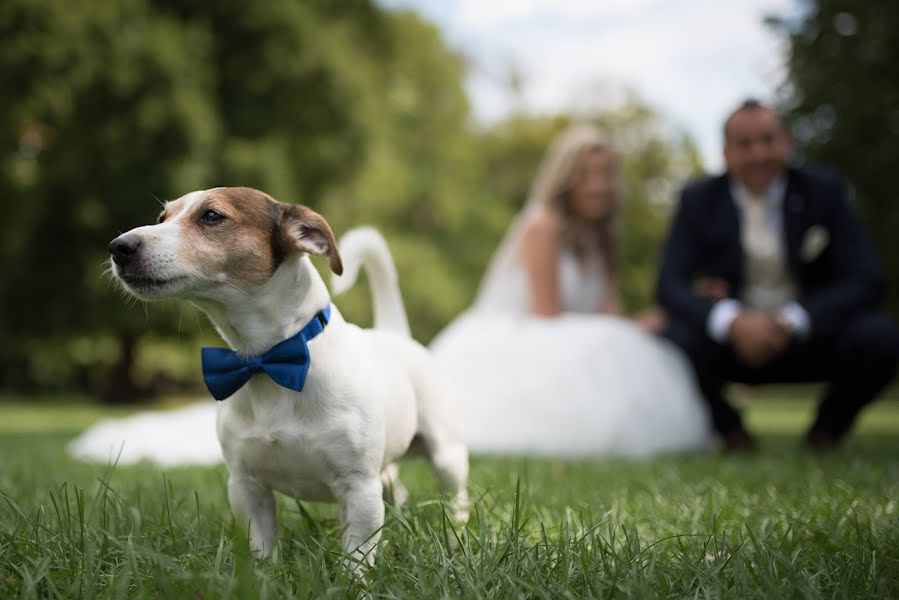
[{"x1": 800, "y1": 225, "x2": 829, "y2": 262}]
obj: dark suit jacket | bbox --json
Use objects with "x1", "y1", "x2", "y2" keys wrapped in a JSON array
[{"x1": 656, "y1": 165, "x2": 885, "y2": 338}]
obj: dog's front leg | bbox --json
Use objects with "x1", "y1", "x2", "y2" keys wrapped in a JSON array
[
  {"x1": 228, "y1": 474, "x2": 277, "y2": 558},
  {"x1": 334, "y1": 477, "x2": 384, "y2": 573}
]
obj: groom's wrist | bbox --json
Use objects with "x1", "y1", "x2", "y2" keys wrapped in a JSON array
[
  {"x1": 776, "y1": 302, "x2": 811, "y2": 340},
  {"x1": 707, "y1": 299, "x2": 741, "y2": 343}
]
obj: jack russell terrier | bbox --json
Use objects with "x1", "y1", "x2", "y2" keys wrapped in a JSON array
[{"x1": 107, "y1": 187, "x2": 469, "y2": 570}]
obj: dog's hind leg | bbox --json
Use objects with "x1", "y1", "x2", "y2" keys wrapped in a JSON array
[
  {"x1": 228, "y1": 474, "x2": 277, "y2": 558},
  {"x1": 380, "y1": 463, "x2": 409, "y2": 509},
  {"x1": 334, "y1": 476, "x2": 385, "y2": 573},
  {"x1": 423, "y1": 437, "x2": 470, "y2": 523}
]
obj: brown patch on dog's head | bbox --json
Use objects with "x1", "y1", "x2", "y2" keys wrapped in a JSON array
[
  {"x1": 168, "y1": 187, "x2": 342, "y2": 290},
  {"x1": 170, "y1": 187, "x2": 282, "y2": 286},
  {"x1": 111, "y1": 187, "x2": 342, "y2": 301}
]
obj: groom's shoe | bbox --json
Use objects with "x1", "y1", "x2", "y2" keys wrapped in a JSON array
[{"x1": 722, "y1": 428, "x2": 758, "y2": 454}]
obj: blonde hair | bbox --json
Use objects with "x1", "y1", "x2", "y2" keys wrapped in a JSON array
[{"x1": 528, "y1": 123, "x2": 619, "y2": 272}]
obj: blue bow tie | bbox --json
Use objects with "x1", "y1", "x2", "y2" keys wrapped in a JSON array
[{"x1": 201, "y1": 305, "x2": 331, "y2": 401}]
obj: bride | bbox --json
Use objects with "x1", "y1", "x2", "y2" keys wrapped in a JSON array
[
  {"x1": 70, "y1": 124, "x2": 710, "y2": 467},
  {"x1": 429, "y1": 123, "x2": 711, "y2": 457}
]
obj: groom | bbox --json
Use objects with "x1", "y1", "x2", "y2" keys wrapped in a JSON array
[{"x1": 657, "y1": 99, "x2": 899, "y2": 452}]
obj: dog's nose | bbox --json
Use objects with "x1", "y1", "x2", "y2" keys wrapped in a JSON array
[{"x1": 108, "y1": 234, "x2": 141, "y2": 264}]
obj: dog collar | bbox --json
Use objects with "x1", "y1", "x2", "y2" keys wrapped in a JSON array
[{"x1": 200, "y1": 305, "x2": 331, "y2": 401}]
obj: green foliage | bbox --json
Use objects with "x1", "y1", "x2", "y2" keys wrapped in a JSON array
[
  {"x1": 0, "y1": 0, "x2": 388, "y2": 392},
  {"x1": 772, "y1": 1, "x2": 899, "y2": 317},
  {"x1": 0, "y1": 2, "x2": 703, "y2": 394},
  {"x1": 152, "y1": 0, "x2": 377, "y2": 201},
  {"x1": 318, "y1": 10, "x2": 491, "y2": 341},
  {"x1": 0, "y1": 0, "x2": 219, "y2": 339},
  {"x1": 1, "y1": 396, "x2": 898, "y2": 597}
]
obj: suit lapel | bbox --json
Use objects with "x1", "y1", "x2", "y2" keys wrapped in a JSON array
[
  {"x1": 718, "y1": 175, "x2": 744, "y2": 293},
  {"x1": 781, "y1": 168, "x2": 805, "y2": 275}
]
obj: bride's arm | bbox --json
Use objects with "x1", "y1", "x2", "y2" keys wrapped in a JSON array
[
  {"x1": 520, "y1": 212, "x2": 562, "y2": 316},
  {"x1": 600, "y1": 271, "x2": 668, "y2": 332},
  {"x1": 598, "y1": 270, "x2": 623, "y2": 315}
]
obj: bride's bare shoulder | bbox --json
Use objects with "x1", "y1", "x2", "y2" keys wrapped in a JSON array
[
  {"x1": 520, "y1": 208, "x2": 561, "y2": 243},
  {"x1": 518, "y1": 208, "x2": 562, "y2": 265}
]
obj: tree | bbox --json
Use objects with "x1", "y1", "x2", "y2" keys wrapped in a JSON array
[
  {"x1": 0, "y1": 0, "x2": 387, "y2": 398},
  {"x1": 317, "y1": 10, "x2": 492, "y2": 342},
  {"x1": 0, "y1": 0, "x2": 220, "y2": 397},
  {"x1": 771, "y1": 0, "x2": 899, "y2": 318}
]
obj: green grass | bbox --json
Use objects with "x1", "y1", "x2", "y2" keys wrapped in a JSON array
[{"x1": 1, "y1": 392, "x2": 898, "y2": 599}]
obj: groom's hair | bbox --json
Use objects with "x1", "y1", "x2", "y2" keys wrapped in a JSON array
[{"x1": 724, "y1": 98, "x2": 789, "y2": 140}]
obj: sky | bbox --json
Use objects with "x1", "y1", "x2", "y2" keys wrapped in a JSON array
[{"x1": 380, "y1": 0, "x2": 798, "y2": 171}]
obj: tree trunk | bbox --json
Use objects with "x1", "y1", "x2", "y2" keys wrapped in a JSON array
[{"x1": 101, "y1": 333, "x2": 145, "y2": 404}]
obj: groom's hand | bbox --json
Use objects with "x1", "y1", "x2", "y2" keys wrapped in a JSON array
[{"x1": 728, "y1": 310, "x2": 790, "y2": 368}]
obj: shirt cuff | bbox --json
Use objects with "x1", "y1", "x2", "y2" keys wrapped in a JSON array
[
  {"x1": 706, "y1": 299, "x2": 741, "y2": 343},
  {"x1": 778, "y1": 302, "x2": 811, "y2": 339}
]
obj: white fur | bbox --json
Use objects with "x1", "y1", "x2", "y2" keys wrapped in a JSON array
[{"x1": 110, "y1": 192, "x2": 468, "y2": 571}]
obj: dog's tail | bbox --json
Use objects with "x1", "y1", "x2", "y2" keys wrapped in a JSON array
[{"x1": 331, "y1": 227, "x2": 411, "y2": 337}]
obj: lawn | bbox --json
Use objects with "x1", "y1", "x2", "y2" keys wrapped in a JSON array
[{"x1": 1, "y1": 390, "x2": 898, "y2": 599}]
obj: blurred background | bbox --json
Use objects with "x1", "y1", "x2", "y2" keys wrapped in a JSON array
[{"x1": 0, "y1": 0, "x2": 896, "y2": 404}]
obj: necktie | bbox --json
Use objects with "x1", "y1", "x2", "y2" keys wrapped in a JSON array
[{"x1": 200, "y1": 305, "x2": 331, "y2": 401}]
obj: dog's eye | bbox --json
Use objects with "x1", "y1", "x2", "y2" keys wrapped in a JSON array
[
  {"x1": 157, "y1": 213, "x2": 166, "y2": 224},
  {"x1": 199, "y1": 209, "x2": 225, "y2": 225}
]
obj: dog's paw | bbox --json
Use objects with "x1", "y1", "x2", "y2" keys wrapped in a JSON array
[{"x1": 448, "y1": 495, "x2": 470, "y2": 525}]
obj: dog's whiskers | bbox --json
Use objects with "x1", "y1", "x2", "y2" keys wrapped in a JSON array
[{"x1": 190, "y1": 305, "x2": 204, "y2": 331}]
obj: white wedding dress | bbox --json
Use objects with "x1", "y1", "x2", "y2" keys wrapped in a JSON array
[
  {"x1": 69, "y1": 402, "x2": 222, "y2": 466},
  {"x1": 429, "y1": 211, "x2": 712, "y2": 457}
]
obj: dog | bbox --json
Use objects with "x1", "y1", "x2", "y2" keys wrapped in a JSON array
[{"x1": 108, "y1": 187, "x2": 469, "y2": 570}]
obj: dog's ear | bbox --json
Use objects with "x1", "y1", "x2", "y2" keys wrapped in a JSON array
[{"x1": 279, "y1": 203, "x2": 343, "y2": 275}]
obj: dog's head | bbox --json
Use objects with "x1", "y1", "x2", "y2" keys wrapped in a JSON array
[{"x1": 108, "y1": 187, "x2": 342, "y2": 301}]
